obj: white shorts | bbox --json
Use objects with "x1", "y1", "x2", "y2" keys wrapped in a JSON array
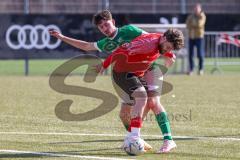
[{"x1": 120, "y1": 65, "x2": 164, "y2": 106}]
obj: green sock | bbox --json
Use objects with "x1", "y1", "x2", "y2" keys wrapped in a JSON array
[{"x1": 155, "y1": 112, "x2": 173, "y2": 140}]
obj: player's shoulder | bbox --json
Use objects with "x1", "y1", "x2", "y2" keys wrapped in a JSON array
[
  {"x1": 119, "y1": 24, "x2": 141, "y2": 31},
  {"x1": 120, "y1": 24, "x2": 136, "y2": 28},
  {"x1": 138, "y1": 32, "x2": 162, "y2": 39}
]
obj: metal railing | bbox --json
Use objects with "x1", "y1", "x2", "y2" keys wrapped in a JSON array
[{"x1": 204, "y1": 31, "x2": 240, "y2": 73}]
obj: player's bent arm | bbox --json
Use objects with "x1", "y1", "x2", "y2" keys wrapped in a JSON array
[
  {"x1": 102, "y1": 53, "x2": 114, "y2": 69},
  {"x1": 101, "y1": 51, "x2": 120, "y2": 69},
  {"x1": 163, "y1": 53, "x2": 176, "y2": 68},
  {"x1": 60, "y1": 36, "x2": 97, "y2": 51},
  {"x1": 93, "y1": 53, "x2": 114, "y2": 74}
]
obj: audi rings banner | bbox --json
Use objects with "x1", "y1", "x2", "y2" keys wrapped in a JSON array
[
  {"x1": 1, "y1": 14, "x2": 240, "y2": 59},
  {"x1": 0, "y1": 14, "x2": 102, "y2": 59}
]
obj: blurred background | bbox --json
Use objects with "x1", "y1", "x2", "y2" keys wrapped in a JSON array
[{"x1": 0, "y1": 0, "x2": 239, "y2": 75}]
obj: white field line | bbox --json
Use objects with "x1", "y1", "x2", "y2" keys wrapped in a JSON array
[
  {"x1": 0, "y1": 131, "x2": 239, "y2": 141},
  {"x1": 0, "y1": 149, "x2": 135, "y2": 160}
]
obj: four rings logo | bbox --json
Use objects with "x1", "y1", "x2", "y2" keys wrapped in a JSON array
[{"x1": 6, "y1": 24, "x2": 61, "y2": 50}]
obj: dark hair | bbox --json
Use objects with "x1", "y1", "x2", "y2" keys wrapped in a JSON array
[
  {"x1": 164, "y1": 28, "x2": 184, "y2": 50},
  {"x1": 92, "y1": 10, "x2": 112, "y2": 26}
]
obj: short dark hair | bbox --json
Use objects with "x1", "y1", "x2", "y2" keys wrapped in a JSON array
[
  {"x1": 164, "y1": 28, "x2": 184, "y2": 50},
  {"x1": 92, "y1": 10, "x2": 112, "y2": 26}
]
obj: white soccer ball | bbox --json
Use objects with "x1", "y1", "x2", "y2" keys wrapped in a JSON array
[{"x1": 122, "y1": 137, "x2": 145, "y2": 156}]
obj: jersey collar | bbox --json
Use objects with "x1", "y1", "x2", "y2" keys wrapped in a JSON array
[{"x1": 109, "y1": 28, "x2": 118, "y2": 40}]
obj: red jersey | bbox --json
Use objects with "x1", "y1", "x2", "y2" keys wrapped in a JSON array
[{"x1": 102, "y1": 33, "x2": 174, "y2": 77}]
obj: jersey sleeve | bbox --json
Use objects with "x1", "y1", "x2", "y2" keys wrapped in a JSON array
[
  {"x1": 102, "y1": 49, "x2": 122, "y2": 69},
  {"x1": 102, "y1": 54, "x2": 113, "y2": 69},
  {"x1": 162, "y1": 52, "x2": 176, "y2": 59}
]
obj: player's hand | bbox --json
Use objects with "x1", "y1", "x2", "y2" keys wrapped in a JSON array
[
  {"x1": 92, "y1": 64, "x2": 105, "y2": 74},
  {"x1": 164, "y1": 57, "x2": 176, "y2": 68},
  {"x1": 48, "y1": 29, "x2": 64, "y2": 39}
]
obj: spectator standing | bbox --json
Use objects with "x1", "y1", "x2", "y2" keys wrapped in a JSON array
[{"x1": 186, "y1": 3, "x2": 206, "y2": 75}]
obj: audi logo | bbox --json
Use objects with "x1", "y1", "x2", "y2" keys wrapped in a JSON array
[{"x1": 6, "y1": 24, "x2": 61, "y2": 50}]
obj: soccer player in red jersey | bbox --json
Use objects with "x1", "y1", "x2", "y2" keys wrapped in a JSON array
[
  {"x1": 95, "y1": 29, "x2": 184, "y2": 153},
  {"x1": 49, "y1": 9, "x2": 184, "y2": 153}
]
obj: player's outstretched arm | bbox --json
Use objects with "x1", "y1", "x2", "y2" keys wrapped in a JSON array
[{"x1": 49, "y1": 29, "x2": 97, "y2": 51}]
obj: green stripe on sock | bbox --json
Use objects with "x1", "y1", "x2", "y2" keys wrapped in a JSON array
[
  {"x1": 164, "y1": 136, "x2": 172, "y2": 140},
  {"x1": 123, "y1": 124, "x2": 129, "y2": 131},
  {"x1": 155, "y1": 112, "x2": 173, "y2": 140}
]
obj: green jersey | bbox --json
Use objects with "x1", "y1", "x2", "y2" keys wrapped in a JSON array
[{"x1": 94, "y1": 25, "x2": 145, "y2": 53}]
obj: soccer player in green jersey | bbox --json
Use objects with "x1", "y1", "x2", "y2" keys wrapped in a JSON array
[
  {"x1": 96, "y1": 30, "x2": 183, "y2": 154},
  {"x1": 49, "y1": 10, "x2": 179, "y2": 153}
]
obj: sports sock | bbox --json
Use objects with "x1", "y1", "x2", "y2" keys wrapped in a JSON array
[
  {"x1": 155, "y1": 112, "x2": 173, "y2": 140},
  {"x1": 126, "y1": 131, "x2": 131, "y2": 138},
  {"x1": 128, "y1": 117, "x2": 142, "y2": 137}
]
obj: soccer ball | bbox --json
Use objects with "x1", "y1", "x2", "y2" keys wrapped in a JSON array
[{"x1": 122, "y1": 137, "x2": 145, "y2": 156}]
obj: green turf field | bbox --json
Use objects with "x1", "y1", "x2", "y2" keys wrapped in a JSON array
[
  {"x1": 0, "y1": 58, "x2": 239, "y2": 76},
  {"x1": 0, "y1": 74, "x2": 239, "y2": 160}
]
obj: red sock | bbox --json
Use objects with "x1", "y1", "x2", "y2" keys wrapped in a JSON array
[{"x1": 128, "y1": 117, "x2": 142, "y2": 132}]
